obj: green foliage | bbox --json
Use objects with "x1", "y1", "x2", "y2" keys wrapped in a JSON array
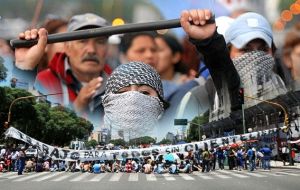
[
  {"x1": 0, "y1": 57, "x2": 7, "y2": 82},
  {"x1": 109, "y1": 138, "x2": 126, "y2": 146},
  {"x1": 187, "y1": 111, "x2": 209, "y2": 142},
  {"x1": 42, "y1": 106, "x2": 93, "y2": 146},
  {"x1": 0, "y1": 87, "x2": 35, "y2": 135},
  {"x1": 0, "y1": 87, "x2": 93, "y2": 146},
  {"x1": 128, "y1": 136, "x2": 156, "y2": 146},
  {"x1": 85, "y1": 139, "x2": 98, "y2": 149},
  {"x1": 278, "y1": 0, "x2": 295, "y2": 11},
  {"x1": 159, "y1": 138, "x2": 172, "y2": 145}
]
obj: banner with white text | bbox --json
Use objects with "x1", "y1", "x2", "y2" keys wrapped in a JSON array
[{"x1": 5, "y1": 127, "x2": 280, "y2": 161}]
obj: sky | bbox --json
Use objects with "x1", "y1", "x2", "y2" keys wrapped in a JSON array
[{"x1": 150, "y1": 0, "x2": 230, "y2": 37}]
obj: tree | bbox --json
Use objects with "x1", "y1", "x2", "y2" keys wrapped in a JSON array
[
  {"x1": 0, "y1": 87, "x2": 36, "y2": 137},
  {"x1": 42, "y1": 106, "x2": 93, "y2": 146},
  {"x1": 109, "y1": 138, "x2": 126, "y2": 146},
  {"x1": 129, "y1": 136, "x2": 156, "y2": 146},
  {"x1": 159, "y1": 138, "x2": 172, "y2": 145},
  {"x1": 279, "y1": 0, "x2": 294, "y2": 11},
  {"x1": 0, "y1": 87, "x2": 93, "y2": 146},
  {"x1": 187, "y1": 111, "x2": 209, "y2": 142},
  {"x1": 85, "y1": 139, "x2": 98, "y2": 149},
  {"x1": 0, "y1": 57, "x2": 7, "y2": 82}
]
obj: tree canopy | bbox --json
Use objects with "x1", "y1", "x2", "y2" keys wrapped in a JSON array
[
  {"x1": 85, "y1": 139, "x2": 98, "y2": 149},
  {"x1": 159, "y1": 138, "x2": 172, "y2": 145},
  {"x1": 0, "y1": 87, "x2": 93, "y2": 146},
  {"x1": 109, "y1": 138, "x2": 126, "y2": 147},
  {"x1": 128, "y1": 136, "x2": 156, "y2": 146},
  {"x1": 0, "y1": 57, "x2": 7, "y2": 82},
  {"x1": 187, "y1": 111, "x2": 209, "y2": 142}
]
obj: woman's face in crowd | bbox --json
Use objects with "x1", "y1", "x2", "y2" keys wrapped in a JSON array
[
  {"x1": 125, "y1": 35, "x2": 158, "y2": 68},
  {"x1": 288, "y1": 44, "x2": 300, "y2": 80},
  {"x1": 117, "y1": 85, "x2": 158, "y2": 97},
  {"x1": 155, "y1": 37, "x2": 178, "y2": 75}
]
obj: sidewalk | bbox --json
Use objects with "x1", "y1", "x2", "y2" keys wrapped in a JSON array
[{"x1": 270, "y1": 160, "x2": 300, "y2": 169}]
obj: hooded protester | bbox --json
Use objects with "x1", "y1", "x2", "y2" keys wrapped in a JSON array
[
  {"x1": 102, "y1": 62, "x2": 166, "y2": 138},
  {"x1": 224, "y1": 12, "x2": 287, "y2": 106},
  {"x1": 232, "y1": 50, "x2": 287, "y2": 105}
]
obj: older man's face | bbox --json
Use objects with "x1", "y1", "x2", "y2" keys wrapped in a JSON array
[{"x1": 65, "y1": 37, "x2": 108, "y2": 81}]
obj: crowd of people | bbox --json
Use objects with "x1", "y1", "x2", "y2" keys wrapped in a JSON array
[
  {"x1": 1, "y1": 7, "x2": 300, "y2": 175},
  {"x1": 0, "y1": 8, "x2": 298, "y2": 136},
  {"x1": 0, "y1": 143, "x2": 275, "y2": 175}
]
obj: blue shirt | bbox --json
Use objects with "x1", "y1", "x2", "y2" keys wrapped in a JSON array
[
  {"x1": 93, "y1": 163, "x2": 101, "y2": 173},
  {"x1": 157, "y1": 163, "x2": 164, "y2": 174},
  {"x1": 247, "y1": 149, "x2": 253, "y2": 158},
  {"x1": 261, "y1": 147, "x2": 272, "y2": 157}
]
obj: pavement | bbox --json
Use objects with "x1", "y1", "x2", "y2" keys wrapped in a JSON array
[
  {"x1": 270, "y1": 160, "x2": 300, "y2": 169},
  {"x1": 1, "y1": 168, "x2": 300, "y2": 190}
]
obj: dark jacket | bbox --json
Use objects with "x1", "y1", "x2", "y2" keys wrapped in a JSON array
[{"x1": 190, "y1": 30, "x2": 242, "y2": 111}]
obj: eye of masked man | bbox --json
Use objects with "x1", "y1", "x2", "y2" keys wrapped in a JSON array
[{"x1": 15, "y1": 13, "x2": 113, "y2": 125}]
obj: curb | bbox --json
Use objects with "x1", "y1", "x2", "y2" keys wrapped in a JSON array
[{"x1": 271, "y1": 166, "x2": 300, "y2": 170}]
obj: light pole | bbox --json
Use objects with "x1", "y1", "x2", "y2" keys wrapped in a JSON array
[
  {"x1": 242, "y1": 104, "x2": 246, "y2": 134},
  {"x1": 4, "y1": 92, "x2": 62, "y2": 128},
  {"x1": 188, "y1": 121, "x2": 203, "y2": 141}
]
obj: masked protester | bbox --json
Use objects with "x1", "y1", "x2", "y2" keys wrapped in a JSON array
[
  {"x1": 201, "y1": 11, "x2": 287, "y2": 120},
  {"x1": 232, "y1": 50, "x2": 287, "y2": 105},
  {"x1": 102, "y1": 62, "x2": 166, "y2": 138}
]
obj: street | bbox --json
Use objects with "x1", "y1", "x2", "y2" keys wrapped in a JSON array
[{"x1": 0, "y1": 168, "x2": 299, "y2": 190}]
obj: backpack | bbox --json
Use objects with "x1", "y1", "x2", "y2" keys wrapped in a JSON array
[{"x1": 202, "y1": 151, "x2": 210, "y2": 160}]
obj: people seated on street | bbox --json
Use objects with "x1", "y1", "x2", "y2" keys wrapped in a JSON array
[
  {"x1": 192, "y1": 159, "x2": 202, "y2": 171},
  {"x1": 179, "y1": 160, "x2": 192, "y2": 173},
  {"x1": 143, "y1": 159, "x2": 152, "y2": 174},
  {"x1": 131, "y1": 160, "x2": 139, "y2": 173},
  {"x1": 125, "y1": 160, "x2": 133, "y2": 173},
  {"x1": 154, "y1": 160, "x2": 168, "y2": 174},
  {"x1": 113, "y1": 160, "x2": 121, "y2": 173},
  {"x1": 93, "y1": 161, "x2": 101, "y2": 173},
  {"x1": 100, "y1": 161, "x2": 106, "y2": 172},
  {"x1": 70, "y1": 160, "x2": 81, "y2": 172},
  {"x1": 169, "y1": 161, "x2": 178, "y2": 174},
  {"x1": 50, "y1": 161, "x2": 59, "y2": 172},
  {"x1": 43, "y1": 159, "x2": 50, "y2": 171},
  {"x1": 35, "y1": 159, "x2": 44, "y2": 172},
  {"x1": 25, "y1": 158, "x2": 35, "y2": 172},
  {"x1": 81, "y1": 161, "x2": 91, "y2": 173},
  {"x1": 0, "y1": 160, "x2": 6, "y2": 172}
]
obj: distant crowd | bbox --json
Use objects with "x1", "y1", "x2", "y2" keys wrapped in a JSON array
[{"x1": 0, "y1": 144, "x2": 275, "y2": 175}]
